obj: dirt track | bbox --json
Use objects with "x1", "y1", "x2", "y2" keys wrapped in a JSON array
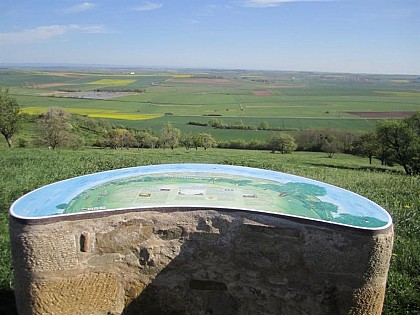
[
  {"x1": 253, "y1": 90, "x2": 272, "y2": 96},
  {"x1": 347, "y1": 111, "x2": 414, "y2": 118}
]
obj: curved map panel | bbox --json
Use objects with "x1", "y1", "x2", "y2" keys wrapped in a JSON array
[{"x1": 10, "y1": 164, "x2": 392, "y2": 230}]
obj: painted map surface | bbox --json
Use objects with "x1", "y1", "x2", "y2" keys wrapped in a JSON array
[{"x1": 11, "y1": 164, "x2": 391, "y2": 230}]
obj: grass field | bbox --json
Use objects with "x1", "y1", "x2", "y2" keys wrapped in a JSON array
[
  {"x1": 0, "y1": 147, "x2": 419, "y2": 314},
  {"x1": 107, "y1": 116, "x2": 380, "y2": 140},
  {"x1": 1, "y1": 69, "x2": 419, "y2": 141}
]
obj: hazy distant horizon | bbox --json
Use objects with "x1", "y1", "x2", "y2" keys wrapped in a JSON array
[
  {"x1": 1, "y1": 0, "x2": 419, "y2": 75},
  {"x1": 1, "y1": 62, "x2": 419, "y2": 77}
]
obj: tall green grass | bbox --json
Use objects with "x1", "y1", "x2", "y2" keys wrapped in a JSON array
[{"x1": 0, "y1": 147, "x2": 418, "y2": 314}]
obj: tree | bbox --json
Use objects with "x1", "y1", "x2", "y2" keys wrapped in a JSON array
[
  {"x1": 294, "y1": 129, "x2": 323, "y2": 152},
  {"x1": 209, "y1": 118, "x2": 222, "y2": 128},
  {"x1": 341, "y1": 131, "x2": 358, "y2": 154},
  {"x1": 37, "y1": 107, "x2": 75, "y2": 149},
  {"x1": 148, "y1": 134, "x2": 160, "y2": 149},
  {"x1": 233, "y1": 120, "x2": 245, "y2": 129},
  {"x1": 180, "y1": 132, "x2": 195, "y2": 150},
  {"x1": 135, "y1": 130, "x2": 159, "y2": 149},
  {"x1": 376, "y1": 113, "x2": 420, "y2": 175},
  {"x1": 259, "y1": 121, "x2": 270, "y2": 130},
  {"x1": 160, "y1": 122, "x2": 181, "y2": 150},
  {"x1": 321, "y1": 135, "x2": 339, "y2": 158},
  {"x1": 199, "y1": 132, "x2": 217, "y2": 150},
  {"x1": 267, "y1": 134, "x2": 297, "y2": 154},
  {"x1": 108, "y1": 128, "x2": 136, "y2": 149},
  {"x1": 352, "y1": 132, "x2": 378, "y2": 164},
  {"x1": 0, "y1": 88, "x2": 21, "y2": 147}
]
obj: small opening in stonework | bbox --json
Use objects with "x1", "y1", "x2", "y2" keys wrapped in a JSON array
[
  {"x1": 80, "y1": 233, "x2": 90, "y2": 252},
  {"x1": 189, "y1": 279, "x2": 227, "y2": 291},
  {"x1": 139, "y1": 248, "x2": 150, "y2": 265}
]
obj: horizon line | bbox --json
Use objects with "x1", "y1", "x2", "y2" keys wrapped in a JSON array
[{"x1": 0, "y1": 62, "x2": 419, "y2": 77}]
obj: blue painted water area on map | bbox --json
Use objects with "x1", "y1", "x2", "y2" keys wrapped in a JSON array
[{"x1": 10, "y1": 164, "x2": 392, "y2": 230}]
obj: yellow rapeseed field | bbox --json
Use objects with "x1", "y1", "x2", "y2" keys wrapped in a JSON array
[
  {"x1": 171, "y1": 74, "x2": 192, "y2": 78},
  {"x1": 391, "y1": 80, "x2": 410, "y2": 83},
  {"x1": 21, "y1": 107, "x2": 160, "y2": 120},
  {"x1": 87, "y1": 79, "x2": 137, "y2": 85}
]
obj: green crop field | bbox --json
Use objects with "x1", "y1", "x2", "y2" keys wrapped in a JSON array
[
  {"x1": 0, "y1": 147, "x2": 419, "y2": 314},
  {"x1": 1, "y1": 68, "x2": 419, "y2": 141},
  {"x1": 107, "y1": 116, "x2": 380, "y2": 140}
]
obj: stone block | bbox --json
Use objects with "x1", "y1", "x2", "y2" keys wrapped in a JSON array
[{"x1": 30, "y1": 273, "x2": 122, "y2": 315}]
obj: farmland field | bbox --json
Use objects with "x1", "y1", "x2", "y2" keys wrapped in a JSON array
[
  {"x1": 1, "y1": 68, "x2": 419, "y2": 139},
  {"x1": 21, "y1": 107, "x2": 160, "y2": 120}
]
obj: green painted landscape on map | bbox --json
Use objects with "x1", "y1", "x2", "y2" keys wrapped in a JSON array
[{"x1": 64, "y1": 173, "x2": 387, "y2": 228}]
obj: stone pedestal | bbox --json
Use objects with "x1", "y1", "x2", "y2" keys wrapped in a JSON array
[{"x1": 10, "y1": 209, "x2": 393, "y2": 315}]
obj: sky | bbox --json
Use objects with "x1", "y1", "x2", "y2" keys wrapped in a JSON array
[{"x1": 0, "y1": 0, "x2": 419, "y2": 74}]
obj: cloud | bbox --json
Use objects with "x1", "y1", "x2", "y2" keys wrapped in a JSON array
[
  {"x1": 243, "y1": 0, "x2": 334, "y2": 7},
  {"x1": 187, "y1": 19, "x2": 201, "y2": 25},
  {"x1": 63, "y1": 2, "x2": 96, "y2": 13},
  {"x1": 131, "y1": 2, "x2": 163, "y2": 12},
  {"x1": 77, "y1": 25, "x2": 108, "y2": 33},
  {"x1": 0, "y1": 24, "x2": 107, "y2": 45}
]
